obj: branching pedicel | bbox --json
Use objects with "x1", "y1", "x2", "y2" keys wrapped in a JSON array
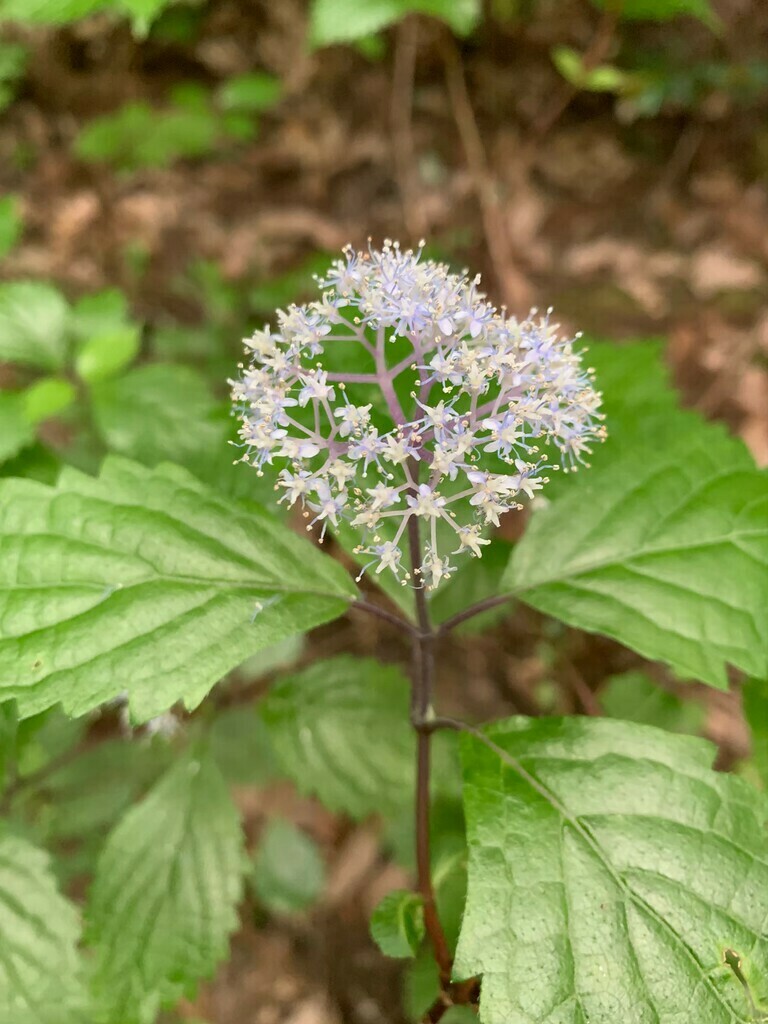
[
  {"x1": 232, "y1": 241, "x2": 605, "y2": 589},
  {"x1": 232, "y1": 241, "x2": 605, "y2": 997}
]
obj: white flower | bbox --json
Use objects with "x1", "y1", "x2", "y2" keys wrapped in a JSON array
[{"x1": 232, "y1": 242, "x2": 605, "y2": 589}]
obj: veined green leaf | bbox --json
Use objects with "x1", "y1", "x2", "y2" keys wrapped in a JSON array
[
  {"x1": 0, "y1": 457, "x2": 356, "y2": 721},
  {"x1": 0, "y1": 830, "x2": 87, "y2": 1022},
  {"x1": 504, "y1": 426, "x2": 768, "y2": 688},
  {"x1": 457, "y1": 717, "x2": 768, "y2": 1023},
  {"x1": 86, "y1": 750, "x2": 245, "y2": 1023},
  {"x1": 0, "y1": 281, "x2": 69, "y2": 370}
]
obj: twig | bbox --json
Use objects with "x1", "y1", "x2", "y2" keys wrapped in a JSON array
[
  {"x1": 439, "y1": 34, "x2": 531, "y2": 310},
  {"x1": 351, "y1": 598, "x2": 419, "y2": 636},
  {"x1": 436, "y1": 594, "x2": 514, "y2": 636}
]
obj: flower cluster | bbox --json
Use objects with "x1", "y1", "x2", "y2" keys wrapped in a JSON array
[{"x1": 231, "y1": 242, "x2": 605, "y2": 589}]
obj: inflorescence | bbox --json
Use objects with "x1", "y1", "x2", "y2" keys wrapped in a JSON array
[{"x1": 231, "y1": 242, "x2": 605, "y2": 590}]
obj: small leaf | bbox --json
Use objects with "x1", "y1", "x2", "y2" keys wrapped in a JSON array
[
  {"x1": 0, "y1": 830, "x2": 87, "y2": 1022},
  {"x1": 0, "y1": 194, "x2": 22, "y2": 258},
  {"x1": 0, "y1": 281, "x2": 69, "y2": 369},
  {"x1": 22, "y1": 376, "x2": 77, "y2": 424},
  {"x1": 0, "y1": 0, "x2": 108, "y2": 22},
  {"x1": 0, "y1": 391, "x2": 35, "y2": 464},
  {"x1": 370, "y1": 889, "x2": 425, "y2": 958},
  {"x1": 260, "y1": 656, "x2": 415, "y2": 818},
  {"x1": 457, "y1": 717, "x2": 768, "y2": 1024},
  {"x1": 69, "y1": 288, "x2": 131, "y2": 339},
  {"x1": 252, "y1": 819, "x2": 326, "y2": 914},
  {"x1": 219, "y1": 72, "x2": 282, "y2": 112},
  {"x1": 75, "y1": 325, "x2": 141, "y2": 383},
  {"x1": 601, "y1": 671, "x2": 705, "y2": 734},
  {"x1": 309, "y1": 0, "x2": 480, "y2": 47},
  {"x1": 86, "y1": 750, "x2": 245, "y2": 1023},
  {"x1": 0, "y1": 457, "x2": 356, "y2": 721}
]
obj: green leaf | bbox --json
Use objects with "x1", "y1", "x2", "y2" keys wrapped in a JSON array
[
  {"x1": 116, "y1": 0, "x2": 170, "y2": 34},
  {"x1": 207, "y1": 705, "x2": 280, "y2": 785},
  {"x1": 589, "y1": 0, "x2": 716, "y2": 25},
  {"x1": 75, "y1": 325, "x2": 141, "y2": 383},
  {"x1": 0, "y1": 456, "x2": 356, "y2": 721},
  {"x1": 440, "y1": 1010, "x2": 479, "y2": 1024},
  {"x1": 741, "y1": 678, "x2": 768, "y2": 792},
  {"x1": 261, "y1": 656, "x2": 415, "y2": 818},
  {"x1": 0, "y1": 830, "x2": 87, "y2": 1022},
  {"x1": 22, "y1": 377, "x2": 77, "y2": 424},
  {"x1": 0, "y1": 194, "x2": 22, "y2": 258},
  {"x1": 69, "y1": 288, "x2": 131, "y2": 339},
  {"x1": 551, "y1": 47, "x2": 628, "y2": 92},
  {"x1": 370, "y1": 889, "x2": 425, "y2": 958},
  {"x1": 309, "y1": 0, "x2": 480, "y2": 46},
  {"x1": 0, "y1": 0, "x2": 108, "y2": 22},
  {"x1": 457, "y1": 717, "x2": 768, "y2": 1024},
  {"x1": 504, "y1": 426, "x2": 768, "y2": 688},
  {"x1": 0, "y1": 391, "x2": 35, "y2": 464},
  {"x1": 601, "y1": 670, "x2": 705, "y2": 735},
  {"x1": 0, "y1": 281, "x2": 69, "y2": 370},
  {"x1": 86, "y1": 750, "x2": 245, "y2": 1023},
  {"x1": 90, "y1": 363, "x2": 220, "y2": 465},
  {"x1": 252, "y1": 819, "x2": 326, "y2": 914},
  {"x1": 219, "y1": 72, "x2": 282, "y2": 111}
]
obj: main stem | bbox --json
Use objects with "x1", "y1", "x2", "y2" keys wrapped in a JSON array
[{"x1": 407, "y1": 515, "x2": 453, "y2": 985}]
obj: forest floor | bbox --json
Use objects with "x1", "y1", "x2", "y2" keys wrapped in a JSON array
[{"x1": 1, "y1": 1, "x2": 767, "y2": 1021}]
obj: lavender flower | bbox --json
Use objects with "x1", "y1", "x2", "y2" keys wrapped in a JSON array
[{"x1": 231, "y1": 241, "x2": 605, "y2": 590}]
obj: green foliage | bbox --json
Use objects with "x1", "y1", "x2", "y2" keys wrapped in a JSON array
[
  {"x1": 0, "y1": 830, "x2": 87, "y2": 1022},
  {"x1": 601, "y1": 670, "x2": 705, "y2": 735},
  {"x1": 0, "y1": 193, "x2": 22, "y2": 257},
  {"x1": 252, "y1": 819, "x2": 326, "y2": 914},
  {"x1": 260, "y1": 656, "x2": 415, "y2": 818},
  {"x1": 589, "y1": 0, "x2": 716, "y2": 24},
  {"x1": 0, "y1": 0, "x2": 181, "y2": 33},
  {"x1": 309, "y1": 0, "x2": 480, "y2": 47},
  {"x1": 0, "y1": 391, "x2": 36, "y2": 464},
  {"x1": 552, "y1": 47, "x2": 630, "y2": 93},
  {"x1": 86, "y1": 749, "x2": 245, "y2": 1023},
  {"x1": 219, "y1": 72, "x2": 282, "y2": 113},
  {"x1": 0, "y1": 41, "x2": 27, "y2": 112},
  {"x1": 456, "y1": 717, "x2": 768, "y2": 1023},
  {"x1": 741, "y1": 678, "x2": 768, "y2": 792},
  {"x1": 0, "y1": 457, "x2": 356, "y2": 721},
  {"x1": 0, "y1": 281, "x2": 69, "y2": 370},
  {"x1": 370, "y1": 890, "x2": 425, "y2": 958}
]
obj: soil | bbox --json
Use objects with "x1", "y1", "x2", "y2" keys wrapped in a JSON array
[{"x1": 1, "y1": 1, "x2": 767, "y2": 1021}]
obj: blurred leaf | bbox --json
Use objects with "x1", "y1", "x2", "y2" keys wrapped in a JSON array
[
  {"x1": 0, "y1": 391, "x2": 35, "y2": 463},
  {"x1": 403, "y1": 948, "x2": 440, "y2": 1021},
  {"x1": 249, "y1": 253, "x2": 333, "y2": 313},
  {"x1": 86, "y1": 750, "x2": 245, "y2": 1022},
  {"x1": 0, "y1": 457, "x2": 356, "y2": 721},
  {"x1": 0, "y1": 441, "x2": 61, "y2": 484},
  {"x1": 551, "y1": 46, "x2": 628, "y2": 92},
  {"x1": 0, "y1": 281, "x2": 69, "y2": 369},
  {"x1": 207, "y1": 706, "x2": 280, "y2": 785},
  {"x1": 309, "y1": 0, "x2": 480, "y2": 46},
  {"x1": 505, "y1": 425, "x2": 768, "y2": 688},
  {"x1": 14, "y1": 706, "x2": 87, "y2": 779},
  {"x1": 252, "y1": 819, "x2": 326, "y2": 914},
  {"x1": 589, "y1": 0, "x2": 716, "y2": 25},
  {"x1": 90, "y1": 362, "x2": 222, "y2": 464},
  {"x1": 0, "y1": 0, "x2": 107, "y2": 21},
  {"x1": 69, "y1": 288, "x2": 131, "y2": 339},
  {"x1": 75, "y1": 325, "x2": 141, "y2": 383},
  {"x1": 0, "y1": 829, "x2": 88, "y2": 1022},
  {"x1": 117, "y1": 0, "x2": 173, "y2": 35},
  {"x1": 601, "y1": 671, "x2": 705, "y2": 734},
  {"x1": 75, "y1": 100, "x2": 218, "y2": 171},
  {"x1": 370, "y1": 890, "x2": 425, "y2": 958},
  {"x1": 441, "y1": 1010, "x2": 479, "y2": 1023},
  {"x1": 261, "y1": 656, "x2": 415, "y2": 818},
  {"x1": 23, "y1": 376, "x2": 77, "y2": 424},
  {"x1": 219, "y1": 72, "x2": 282, "y2": 112},
  {"x1": 457, "y1": 717, "x2": 768, "y2": 1024},
  {"x1": 741, "y1": 677, "x2": 768, "y2": 792},
  {"x1": 0, "y1": 701, "x2": 17, "y2": 789},
  {"x1": 0, "y1": 194, "x2": 22, "y2": 257}
]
